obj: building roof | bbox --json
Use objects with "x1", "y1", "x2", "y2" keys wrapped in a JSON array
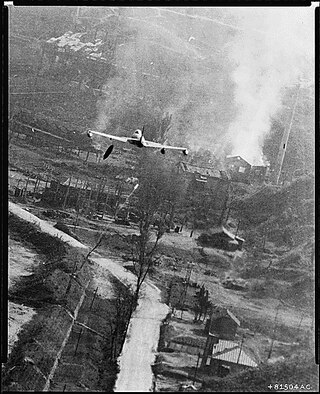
[
  {"x1": 179, "y1": 162, "x2": 221, "y2": 178},
  {"x1": 235, "y1": 235, "x2": 245, "y2": 243},
  {"x1": 226, "y1": 310, "x2": 241, "y2": 326},
  {"x1": 212, "y1": 340, "x2": 237, "y2": 354},
  {"x1": 62, "y1": 176, "x2": 89, "y2": 189},
  {"x1": 212, "y1": 346, "x2": 258, "y2": 367},
  {"x1": 209, "y1": 307, "x2": 241, "y2": 328},
  {"x1": 226, "y1": 155, "x2": 252, "y2": 166},
  {"x1": 207, "y1": 226, "x2": 237, "y2": 240}
]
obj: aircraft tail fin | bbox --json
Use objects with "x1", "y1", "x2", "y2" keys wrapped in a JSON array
[{"x1": 140, "y1": 126, "x2": 145, "y2": 142}]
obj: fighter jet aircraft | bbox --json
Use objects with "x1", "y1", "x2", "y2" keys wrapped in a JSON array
[{"x1": 86, "y1": 127, "x2": 188, "y2": 159}]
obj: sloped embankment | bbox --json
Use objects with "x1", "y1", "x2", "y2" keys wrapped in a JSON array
[
  {"x1": 230, "y1": 175, "x2": 314, "y2": 225},
  {"x1": 3, "y1": 213, "x2": 134, "y2": 392},
  {"x1": 230, "y1": 175, "x2": 314, "y2": 305},
  {"x1": 8, "y1": 235, "x2": 40, "y2": 356}
]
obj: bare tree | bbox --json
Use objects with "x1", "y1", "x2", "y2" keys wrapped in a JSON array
[
  {"x1": 193, "y1": 285, "x2": 212, "y2": 322},
  {"x1": 130, "y1": 151, "x2": 186, "y2": 303},
  {"x1": 85, "y1": 232, "x2": 105, "y2": 260},
  {"x1": 108, "y1": 279, "x2": 135, "y2": 361}
]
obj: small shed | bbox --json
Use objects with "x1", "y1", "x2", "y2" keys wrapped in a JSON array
[
  {"x1": 197, "y1": 226, "x2": 244, "y2": 251},
  {"x1": 208, "y1": 342, "x2": 258, "y2": 376},
  {"x1": 177, "y1": 162, "x2": 221, "y2": 179}
]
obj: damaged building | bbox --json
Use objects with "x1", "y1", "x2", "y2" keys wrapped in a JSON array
[
  {"x1": 197, "y1": 225, "x2": 244, "y2": 251},
  {"x1": 177, "y1": 162, "x2": 231, "y2": 221},
  {"x1": 41, "y1": 175, "x2": 133, "y2": 217},
  {"x1": 225, "y1": 155, "x2": 269, "y2": 184}
]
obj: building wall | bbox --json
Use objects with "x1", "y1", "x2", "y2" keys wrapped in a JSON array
[
  {"x1": 200, "y1": 335, "x2": 219, "y2": 367},
  {"x1": 226, "y1": 158, "x2": 268, "y2": 184},
  {"x1": 226, "y1": 156, "x2": 251, "y2": 172},
  {"x1": 168, "y1": 342, "x2": 203, "y2": 355},
  {"x1": 226, "y1": 156, "x2": 251, "y2": 183},
  {"x1": 210, "y1": 359, "x2": 249, "y2": 377},
  {"x1": 250, "y1": 166, "x2": 269, "y2": 183}
]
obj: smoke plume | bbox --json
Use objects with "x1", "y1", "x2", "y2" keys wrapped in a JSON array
[
  {"x1": 224, "y1": 7, "x2": 314, "y2": 165},
  {"x1": 93, "y1": 7, "x2": 314, "y2": 165}
]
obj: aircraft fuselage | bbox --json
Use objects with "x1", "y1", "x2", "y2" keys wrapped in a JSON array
[
  {"x1": 128, "y1": 130, "x2": 146, "y2": 148},
  {"x1": 128, "y1": 137, "x2": 145, "y2": 148}
]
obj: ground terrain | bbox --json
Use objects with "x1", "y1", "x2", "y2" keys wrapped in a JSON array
[
  {"x1": 6, "y1": 121, "x2": 316, "y2": 392},
  {"x1": 6, "y1": 202, "x2": 170, "y2": 392}
]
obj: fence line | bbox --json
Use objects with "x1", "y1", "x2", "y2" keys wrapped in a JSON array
[{"x1": 42, "y1": 279, "x2": 90, "y2": 392}]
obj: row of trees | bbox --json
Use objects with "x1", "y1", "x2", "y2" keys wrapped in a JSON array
[
  {"x1": 165, "y1": 277, "x2": 212, "y2": 322},
  {"x1": 127, "y1": 151, "x2": 187, "y2": 302}
]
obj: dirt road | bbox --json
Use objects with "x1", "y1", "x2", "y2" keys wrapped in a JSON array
[
  {"x1": 91, "y1": 254, "x2": 169, "y2": 392},
  {"x1": 115, "y1": 284, "x2": 168, "y2": 392},
  {"x1": 9, "y1": 202, "x2": 168, "y2": 392},
  {"x1": 117, "y1": 281, "x2": 168, "y2": 391}
]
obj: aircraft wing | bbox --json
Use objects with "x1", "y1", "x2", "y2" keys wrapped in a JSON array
[
  {"x1": 144, "y1": 140, "x2": 187, "y2": 151},
  {"x1": 87, "y1": 130, "x2": 128, "y2": 143}
]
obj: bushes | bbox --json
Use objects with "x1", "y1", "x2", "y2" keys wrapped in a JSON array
[
  {"x1": 248, "y1": 279, "x2": 268, "y2": 298},
  {"x1": 242, "y1": 275, "x2": 281, "y2": 299},
  {"x1": 2, "y1": 311, "x2": 55, "y2": 391},
  {"x1": 233, "y1": 309, "x2": 310, "y2": 344},
  {"x1": 54, "y1": 221, "x2": 80, "y2": 241},
  {"x1": 9, "y1": 213, "x2": 67, "y2": 261},
  {"x1": 8, "y1": 251, "x2": 89, "y2": 307},
  {"x1": 9, "y1": 212, "x2": 92, "y2": 307}
]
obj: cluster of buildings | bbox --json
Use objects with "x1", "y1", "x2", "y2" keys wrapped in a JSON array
[
  {"x1": 167, "y1": 307, "x2": 258, "y2": 378},
  {"x1": 225, "y1": 155, "x2": 270, "y2": 184},
  {"x1": 178, "y1": 155, "x2": 269, "y2": 188},
  {"x1": 201, "y1": 307, "x2": 257, "y2": 376},
  {"x1": 41, "y1": 175, "x2": 134, "y2": 218},
  {"x1": 177, "y1": 161, "x2": 230, "y2": 213}
]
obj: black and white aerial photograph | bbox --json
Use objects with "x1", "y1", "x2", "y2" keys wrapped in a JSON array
[{"x1": 4, "y1": 4, "x2": 318, "y2": 392}]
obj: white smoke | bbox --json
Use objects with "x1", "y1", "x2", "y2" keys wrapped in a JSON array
[
  {"x1": 224, "y1": 7, "x2": 314, "y2": 165},
  {"x1": 92, "y1": 7, "x2": 314, "y2": 163}
]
